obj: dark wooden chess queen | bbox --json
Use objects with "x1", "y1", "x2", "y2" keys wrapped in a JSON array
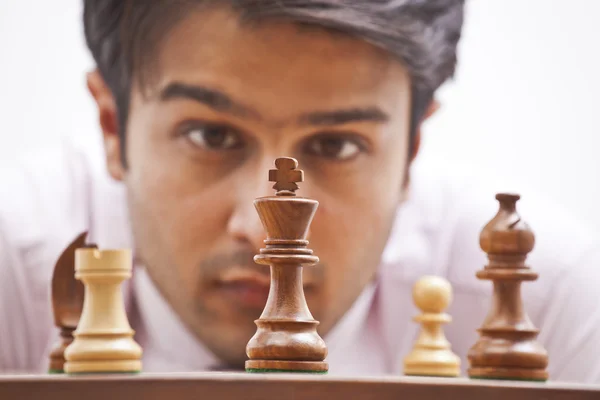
[
  {"x1": 245, "y1": 157, "x2": 328, "y2": 373},
  {"x1": 468, "y1": 193, "x2": 549, "y2": 381}
]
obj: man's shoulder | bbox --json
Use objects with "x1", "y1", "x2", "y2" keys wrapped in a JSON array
[
  {"x1": 0, "y1": 137, "x2": 110, "y2": 287},
  {"x1": 0, "y1": 138, "x2": 101, "y2": 237}
]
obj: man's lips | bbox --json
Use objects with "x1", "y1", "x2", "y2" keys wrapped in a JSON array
[
  {"x1": 218, "y1": 268, "x2": 272, "y2": 287},
  {"x1": 214, "y1": 267, "x2": 315, "y2": 308},
  {"x1": 215, "y1": 268, "x2": 271, "y2": 309}
]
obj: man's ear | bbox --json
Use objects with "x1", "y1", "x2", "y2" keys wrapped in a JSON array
[
  {"x1": 400, "y1": 98, "x2": 441, "y2": 202},
  {"x1": 409, "y1": 98, "x2": 440, "y2": 163},
  {"x1": 86, "y1": 69, "x2": 125, "y2": 181}
]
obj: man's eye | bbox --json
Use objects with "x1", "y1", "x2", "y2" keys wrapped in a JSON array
[
  {"x1": 304, "y1": 135, "x2": 364, "y2": 161},
  {"x1": 185, "y1": 125, "x2": 243, "y2": 150}
]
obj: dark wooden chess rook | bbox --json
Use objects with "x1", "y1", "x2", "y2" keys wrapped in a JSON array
[
  {"x1": 245, "y1": 157, "x2": 328, "y2": 373},
  {"x1": 468, "y1": 193, "x2": 549, "y2": 381},
  {"x1": 49, "y1": 232, "x2": 97, "y2": 373}
]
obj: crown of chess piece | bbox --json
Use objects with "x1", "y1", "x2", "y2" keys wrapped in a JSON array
[
  {"x1": 467, "y1": 193, "x2": 549, "y2": 381},
  {"x1": 64, "y1": 247, "x2": 142, "y2": 374},
  {"x1": 403, "y1": 275, "x2": 461, "y2": 377},
  {"x1": 245, "y1": 157, "x2": 328, "y2": 373},
  {"x1": 49, "y1": 231, "x2": 97, "y2": 373}
]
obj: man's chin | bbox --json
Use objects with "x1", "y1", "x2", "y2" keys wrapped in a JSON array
[{"x1": 196, "y1": 324, "x2": 257, "y2": 369}]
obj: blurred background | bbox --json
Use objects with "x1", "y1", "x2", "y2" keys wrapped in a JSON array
[{"x1": 0, "y1": 0, "x2": 598, "y2": 228}]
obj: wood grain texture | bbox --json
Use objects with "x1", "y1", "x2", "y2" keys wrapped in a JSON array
[
  {"x1": 49, "y1": 232, "x2": 97, "y2": 373},
  {"x1": 245, "y1": 157, "x2": 327, "y2": 372},
  {"x1": 468, "y1": 193, "x2": 549, "y2": 381},
  {"x1": 0, "y1": 373, "x2": 598, "y2": 400}
]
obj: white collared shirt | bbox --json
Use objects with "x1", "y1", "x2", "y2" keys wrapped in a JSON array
[{"x1": 1, "y1": 137, "x2": 599, "y2": 382}]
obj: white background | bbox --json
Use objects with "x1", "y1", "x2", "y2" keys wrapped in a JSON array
[{"x1": 0, "y1": 1, "x2": 598, "y2": 228}]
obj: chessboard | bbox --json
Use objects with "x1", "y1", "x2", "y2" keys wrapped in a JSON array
[
  {"x1": 1, "y1": 371, "x2": 599, "y2": 400},
  {"x1": 2, "y1": 157, "x2": 599, "y2": 399}
]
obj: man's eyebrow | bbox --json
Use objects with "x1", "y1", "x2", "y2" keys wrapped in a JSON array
[
  {"x1": 158, "y1": 82, "x2": 388, "y2": 126},
  {"x1": 158, "y1": 82, "x2": 258, "y2": 118},
  {"x1": 298, "y1": 107, "x2": 389, "y2": 126}
]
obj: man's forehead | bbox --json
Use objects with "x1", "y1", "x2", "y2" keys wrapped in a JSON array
[
  {"x1": 155, "y1": 6, "x2": 402, "y2": 82},
  {"x1": 131, "y1": 5, "x2": 412, "y2": 125}
]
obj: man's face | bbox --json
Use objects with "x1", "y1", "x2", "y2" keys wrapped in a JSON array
[{"x1": 97, "y1": 7, "x2": 415, "y2": 367}]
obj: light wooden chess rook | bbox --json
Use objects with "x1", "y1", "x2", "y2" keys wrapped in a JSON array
[
  {"x1": 245, "y1": 157, "x2": 328, "y2": 373},
  {"x1": 64, "y1": 248, "x2": 142, "y2": 374},
  {"x1": 404, "y1": 275, "x2": 461, "y2": 377}
]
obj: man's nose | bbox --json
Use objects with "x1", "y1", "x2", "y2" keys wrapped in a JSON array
[{"x1": 225, "y1": 164, "x2": 274, "y2": 250}]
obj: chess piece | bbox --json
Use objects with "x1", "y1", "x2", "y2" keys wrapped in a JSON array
[
  {"x1": 467, "y1": 193, "x2": 548, "y2": 381},
  {"x1": 64, "y1": 248, "x2": 142, "y2": 374},
  {"x1": 245, "y1": 157, "x2": 328, "y2": 373},
  {"x1": 49, "y1": 232, "x2": 97, "y2": 373},
  {"x1": 403, "y1": 275, "x2": 460, "y2": 377}
]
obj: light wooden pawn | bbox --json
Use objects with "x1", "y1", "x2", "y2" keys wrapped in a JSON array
[
  {"x1": 403, "y1": 275, "x2": 460, "y2": 377},
  {"x1": 64, "y1": 248, "x2": 142, "y2": 374}
]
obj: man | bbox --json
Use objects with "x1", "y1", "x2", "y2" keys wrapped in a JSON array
[{"x1": 1, "y1": 0, "x2": 599, "y2": 382}]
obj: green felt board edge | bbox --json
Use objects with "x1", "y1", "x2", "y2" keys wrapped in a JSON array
[
  {"x1": 469, "y1": 375, "x2": 547, "y2": 383},
  {"x1": 65, "y1": 371, "x2": 141, "y2": 375},
  {"x1": 404, "y1": 374, "x2": 459, "y2": 379},
  {"x1": 246, "y1": 368, "x2": 328, "y2": 374},
  {"x1": 48, "y1": 370, "x2": 64, "y2": 374}
]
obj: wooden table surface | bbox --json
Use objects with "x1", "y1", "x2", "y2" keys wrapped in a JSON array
[{"x1": 1, "y1": 372, "x2": 599, "y2": 400}]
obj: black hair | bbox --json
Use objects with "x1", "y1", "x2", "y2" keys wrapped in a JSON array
[{"x1": 83, "y1": 0, "x2": 464, "y2": 160}]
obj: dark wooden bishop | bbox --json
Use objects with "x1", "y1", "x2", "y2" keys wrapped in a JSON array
[
  {"x1": 467, "y1": 193, "x2": 548, "y2": 381},
  {"x1": 49, "y1": 232, "x2": 97, "y2": 373},
  {"x1": 245, "y1": 157, "x2": 328, "y2": 373}
]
